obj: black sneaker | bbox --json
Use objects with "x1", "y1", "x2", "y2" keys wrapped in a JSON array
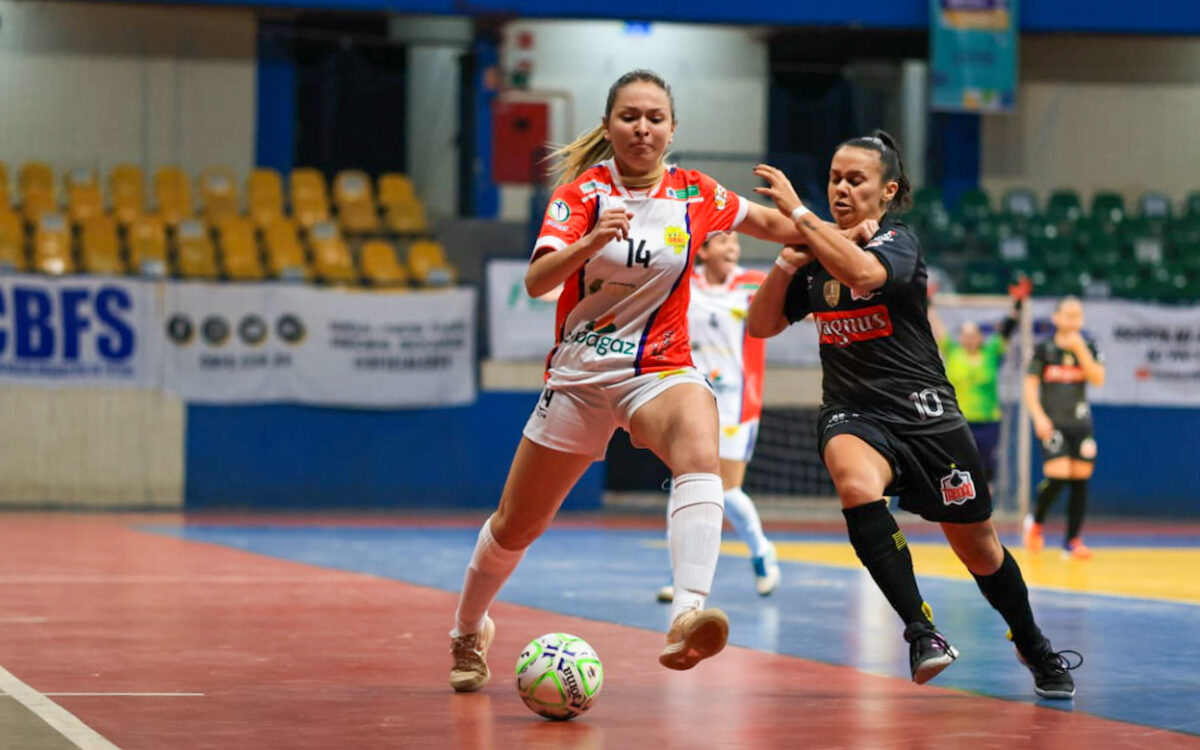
[
  {"x1": 1017, "y1": 639, "x2": 1082, "y2": 699},
  {"x1": 904, "y1": 622, "x2": 959, "y2": 685}
]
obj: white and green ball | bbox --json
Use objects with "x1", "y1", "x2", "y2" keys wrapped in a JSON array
[{"x1": 515, "y1": 632, "x2": 603, "y2": 720}]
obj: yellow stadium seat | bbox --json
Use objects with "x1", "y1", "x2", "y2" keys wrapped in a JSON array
[
  {"x1": 248, "y1": 168, "x2": 284, "y2": 229},
  {"x1": 175, "y1": 218, "x2": 217, "y2": 279},
  {"x1": 360, "y1": 239, "x2": 408, "y2": 288},
  {"x1": 290, "y1": 167, "x2": 330, "y2": 229},
  {"x1": 110, "y1": 164, "x2": 145, "y2": 226},
  {"x1": 217, "y1": 216, "x2": 264, "y2": 281},
  {"x1": 155, "y1": 166, "x2": 192, "y2": 226},
  {"x1": 33, "y1": 213, "x2": 73, "y2": 275},
  {"x1": 308, "y1": 220, "x2": 357, "y2": 284},
  {"x1": 128, "y1": 215, "x2": 167, "y2": 277},
  {"x1": 0, "y1": 162, "x2": 10, "y2": 209},
  {"x1": 21, "y1": 162, "x2": 58, "y2": 224},
  {"x1": 378, "y1": 173, "x2": 429, "y2": 234},
  {"x1": 333, "y1": 169, "x2": 379, "y2": 234},
  {"x1": 67, "y1": 168, "x2": 104, "y2": 224},
  {"x1": 200, "y1": 166, "x2": 239, "y2": 224},
  {"x1": 0, "y1": 210, "x2": 26, "y2": 272},
  {"x1": 407, "y1": 239, "x2": 456, "y2": 286},
  {"x1": 264, "y1": 218, "x2": 310, "y2": 281},
  {"x1": 80, "y1": 215, "x2": 124, "y2": 275}
]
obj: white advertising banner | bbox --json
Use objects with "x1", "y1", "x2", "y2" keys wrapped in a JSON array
[
  {"x1": 162, "y1": 284, "x2": 476, "y2": 407},
  {"x1": 486, "y1": 259, "x2": 557, "y2": 361},
  {"x1": 1082, "y1": 300, "x2": 1200, "y2": 407},
  {"x1": 0, "y1": 274, "x2": 160, "y2": 389}
]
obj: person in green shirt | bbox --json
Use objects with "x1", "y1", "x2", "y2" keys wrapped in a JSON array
[{"x1": 928, "y1": 278, "x2": 1029, "y2": 483}]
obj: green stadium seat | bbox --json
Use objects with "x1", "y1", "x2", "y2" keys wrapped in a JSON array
[
  {"x1": 1143, "y1": 265, "x2": 1190, "y2": 303},
  {"x1": 1170, "y1": 220, "x2": 1200, "y2": 271},
  {"x1": 955, "y1": 187, "x2": 992, "y2": 225},
  {"x1": 1108, "y1": 269, "x2": 1143, "y2": 300},
  {"x1": 1081, "y1": 232, "x2": 1125, "y2": 269},
  {"x1": 1001, "y1": 188, "x2": 1038, "y2": 219},
  {"x1": 1185, "y1": 191, "x2": 1200, "y2": 219},
  {"x1": 1122, "y1": 216, "x2": 1167, "y2": 265},
  {"x1": 913, "y1": 186, "x2": 943, "y2": 216},
  {"x1": 962, "y1": 217, "x2": 999, "y2": 257},
  {"x1": 1046, "y1": 189, "x2": 1083, "y2": 225},
  {"x1": 1090, "y1": 191, "x2": 1126, "y2": 229},
  {"x1": 1035, "y1": 234, "x2": 1077, "y2": 270},
  {"x1": 963, "y1": 260, "x2": 1005, "y2": 294},
  {"x1": 1139, "y1": 191, "x2": 1173, "y2": 221}
]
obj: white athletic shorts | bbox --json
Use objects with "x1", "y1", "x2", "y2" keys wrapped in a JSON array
[
  {"x1": 522, "y1": 368, "x2": 713, "y2": 460},
  {"x1": 719, "y1": 418, "x2": 760, "y2": 463}
]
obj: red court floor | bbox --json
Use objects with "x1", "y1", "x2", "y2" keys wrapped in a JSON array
[{"x1": 0, "y1": 513, "x2": 1197, "y2": 749}]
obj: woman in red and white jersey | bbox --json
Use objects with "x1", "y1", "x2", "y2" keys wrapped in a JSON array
[
  {"x1": 657, "y1": 231, "x2": 780, "y2": 603},
  {"x1": 449, "y1": 70, "x2": 826, "y2": 692}
]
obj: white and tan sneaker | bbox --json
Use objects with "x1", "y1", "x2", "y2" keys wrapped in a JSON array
[
  {"x1": 449, "y1": 615, "x2": 495, "y2": 692},
  {"x1": 658, "y1": 607, "x2": 729, "y2": 671}
]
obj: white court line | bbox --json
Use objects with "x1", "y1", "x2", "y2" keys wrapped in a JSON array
[
  {"x1": 42, "y1": 693, "x2": 205, "y2": 697},
  {"x1": 0, "y1": 664, "x2": 122, "y2": 750},
  {"x1": 0, "y1": 616, "x2": 48, "y2": 623}
]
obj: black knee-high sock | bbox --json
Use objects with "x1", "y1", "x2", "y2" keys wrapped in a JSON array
[
  {"x1": 972, "y1": 547, "x2": 1044, "y2": 654},
  {"x1": 1066, "y1": 480, "x2": 1089, "y2": 542},
  {"x1": 843, "y1": 500, "x2": 931, "y2": 627},
  {"x1": 1034, "y1": 478, "x2": 1066, "y2": 523}
]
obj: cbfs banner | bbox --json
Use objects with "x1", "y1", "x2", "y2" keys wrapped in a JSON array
[
  {"x1": 163, "y1": 284, "x2": 477, "y2": 408},
  {"x1": 930, "y1": 0, "x2": 1018, "y2": 113},
  {"x1": 0, "y1": 275, "x2": 159, "y2": 388}
]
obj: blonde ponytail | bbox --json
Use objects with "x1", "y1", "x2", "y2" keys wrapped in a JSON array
[{"x1": 546, "y1": 125, "x2": 614, "y2": 187}]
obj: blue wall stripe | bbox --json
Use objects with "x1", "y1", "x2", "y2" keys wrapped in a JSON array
[{"x1": 255, "y1": 32, "x2": 296, "y2": 174}]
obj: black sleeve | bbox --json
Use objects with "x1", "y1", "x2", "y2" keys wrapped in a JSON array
[
  {"x1": 863, "y1": 226, "x2": 920, "y2": 290},
  {"x1": 783, "y1": 267, "x2": 813, "y2": 323},
  {"x1": 999, "y1": 298, "x2": 1022, "y2": 340}
]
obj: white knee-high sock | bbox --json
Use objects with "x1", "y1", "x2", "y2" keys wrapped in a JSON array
[
  {"x1": 669, "y1": 473, "x2": 725, "y2": 622},
  {"x1": 723, "y1": 486, "x2": 771, "y2": 559},
  {"x1": 452, "y1": 515, "x2": 525, "y2": 636}
]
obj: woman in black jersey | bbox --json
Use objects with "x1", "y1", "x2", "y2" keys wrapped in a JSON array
[
  {"x1": 747, "y1": 131, "x2": 1080, "y2": 699},
  {"x1": 1022, "y1": 297, "x2": 1105, "y2": 559}
]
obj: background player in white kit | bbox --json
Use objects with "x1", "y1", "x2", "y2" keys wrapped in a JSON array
[{"x1": 658, "y1": 231, "x2": 781, "y2": 603}]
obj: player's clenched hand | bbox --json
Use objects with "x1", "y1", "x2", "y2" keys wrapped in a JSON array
[
  {"x1": 842, "y1": 219, "x2": 879, "y2": 246},
  {"x1": 582, "y1": 208, "x2": 634, "y2": 252},
  {"x1": 1034, "y1": 414, "x2": 1055, "y2": 442},
  {"x1": 1057, "y1": 331, "x2": 1088, "y2": 356},
  {"x1": 780, "y1": 244, "x2": 813, "y2": 268},
  {"x1": 752, "y1": 164, "x2": 803, "y2": 217}
]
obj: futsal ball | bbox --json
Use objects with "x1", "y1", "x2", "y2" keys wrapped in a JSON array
[{"x1": 515, "y1": 632, "x2": 603, "y2": 720}]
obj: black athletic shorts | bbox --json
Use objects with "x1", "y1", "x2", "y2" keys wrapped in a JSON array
[
  {"x1": 817, "y1": 407, "x2": 993, "y2": 524},
  {"x1": 1041, "y1": 423, "x2": 1097, "y2": 463}
]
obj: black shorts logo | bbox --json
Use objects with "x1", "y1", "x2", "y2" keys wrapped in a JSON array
[{"x1": 939, "y1": 468, "x2": 976, "y2": 506}]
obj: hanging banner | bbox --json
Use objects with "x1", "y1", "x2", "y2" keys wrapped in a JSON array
[
  {"x1": 162, "y1": 284, "x2": 477, "y2": 408},
  {"x1": 0, "y1": 275, "x2": 160, "y2": 389},
  {"x1": 930, "y1": 0, "x2": 1018, "y2": 113},
  {"x1": 486, "y1": 259, "x2": 557, "y2": 361}
]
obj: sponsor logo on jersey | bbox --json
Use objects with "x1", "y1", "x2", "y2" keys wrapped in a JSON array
[
  {"x1": 722, "y1": 425, "x2": 740, "y2": 438},
  {"x1": 544, "y1": 219, "x2": 569, "y2": 231},
  {"x1": 814, "y1": 305, "x2": 894, "y2": 347},
  {"x1": 602, "y1": 281, "x2": 637, "y2": 299},
  {"x1": 665, "y1": 185, "x2": 701, "y2": 201},
  {"x1": 586, "y1": 312, "x2": 617, "y2": 334},
  {"x1": 664, "y1": 226, "x2": 690, "y2": 254},
  {"x1": 850, "y1": 287, "x2": 879, "y2": 302},
  {"x1": 939, "y1": 468, "x2": 976, "y2": 506},
  {"x1": 1080, "y1": 436, "x2": 1098, "y2": 459},
  {"x1": 824, "y1": 279, "x2": 842, "y2": 307},
  {"x1": 729, "y1": 308, "x2": 746, "y2": 321},
  {"x1": 579, "y1": 180, "x2": 611, "y2": 196},
  {"x1": 548, "y1": 199, "x2": 571, "y2": 223},
  {"x1": 588, "y1": 278, "x2": 604, "y2": 295},
  {"x1": 715, "y1": 184, "x2": 728, "y2": 210},
  {"x1": 1043, "y1": 364, "x2": 1085, "y2": 383},
  {"x1": 865, "y1": 230, "x2": 896, "y2": 249},
  {"x1": 649, "y1": 328, "x2": 676, "y2": 359}
]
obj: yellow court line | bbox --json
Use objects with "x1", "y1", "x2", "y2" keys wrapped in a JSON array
[{"x1": 719, "y1": 540, "x2": 1200, "y2": 605}]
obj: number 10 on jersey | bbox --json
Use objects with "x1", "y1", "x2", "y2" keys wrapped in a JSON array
[{"x1": 909, "y1": 388, "x2": 944, "y2": 419}]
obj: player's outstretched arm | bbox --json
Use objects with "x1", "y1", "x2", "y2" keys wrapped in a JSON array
[
  {"x1": 748, "y1": 245, "x2": 811, "y2": 339},
  {"x1": 526, "y1": 207, "x2": 632, "y2": 298},
  {"x1": 752, "y1": 164, "x2": 888, "y2": 293}
]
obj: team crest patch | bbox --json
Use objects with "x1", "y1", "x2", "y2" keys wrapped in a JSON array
[
  {"x1": 548, "y1": 199, "x2": 571, "y2": 223},
  {"x1": 715, "y1": 184, "x2": 728, "y2": 210},
  {"x1": 824, "y1": 279, "x2": 841, "y2": 307},
  {"x1": 664, "y1": 226, "x2": 690, "y2": 254},
  {"x1": 939, "y1": 468, "x2": 976, "y2": 506}
]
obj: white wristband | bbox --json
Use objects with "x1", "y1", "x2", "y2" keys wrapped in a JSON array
[
  {"x1": 774, "y1": 254, "x2": 799, "y2": 276},
  {"x1": 790, "y1": 205, "x2": 811, "y2": 223}
]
